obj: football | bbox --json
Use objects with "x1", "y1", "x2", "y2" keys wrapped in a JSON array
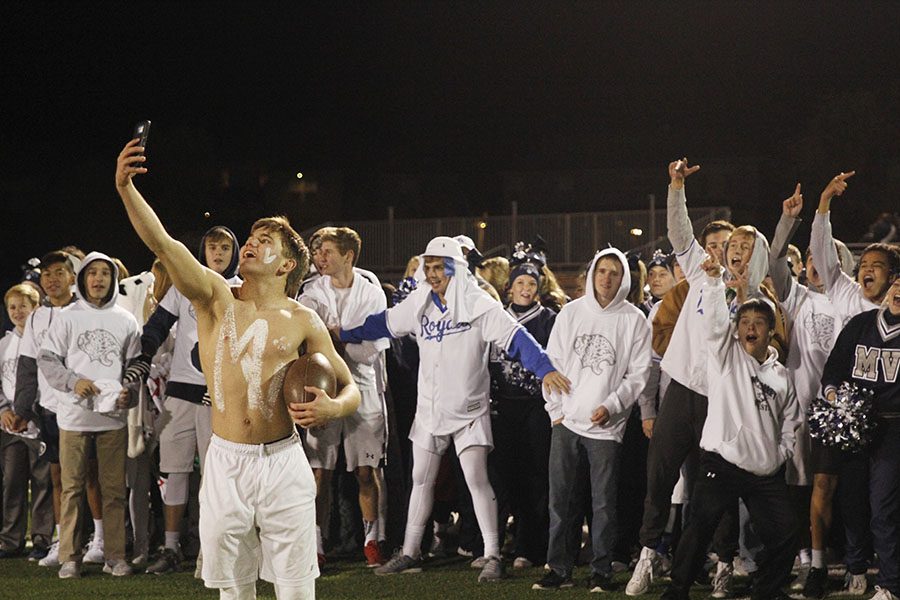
[{"x1": 283, "y1": 352, "x2": 337, "y2": 405}]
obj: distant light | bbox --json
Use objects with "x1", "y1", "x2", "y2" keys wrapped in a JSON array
[
  {"x1": 630, "y1": 228, "x2": 643, "y2": 236},
  {"x1": 478, "y1": 221, "x2": 487, "y2": 229},
  {"x1": 296, "y1": 172, "x2": 304, "y2": 179}
]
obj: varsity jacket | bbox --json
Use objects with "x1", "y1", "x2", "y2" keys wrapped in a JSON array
[{"x1": 821, "y1": 307, "x2": 900, "y2": 416}]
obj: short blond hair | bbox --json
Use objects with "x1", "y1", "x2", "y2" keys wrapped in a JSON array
[{"x1": 5, "y1": 283, "x2": 40, "y2": 308}]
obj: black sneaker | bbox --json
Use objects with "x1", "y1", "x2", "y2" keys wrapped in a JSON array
[
  {"x1": 146, "y1": 547, "x2": 182, "y2": 575},
  {"x1": 28, "y1": 544, "x2": 50, "y2": 561},
  {"x1": 803, "y1": 566, "x2": 828, "y2": 599},
  {"x1": 532, "y1": 570, "x2": 574, "y2": 590},
  {"x1": 589, "y1": 572, "x2": 618, "y2": 593}
]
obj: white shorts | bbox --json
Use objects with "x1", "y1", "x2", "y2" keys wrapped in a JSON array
[
  {"x1": 157, "y1": 396, "x2": 212, "y2": 474},
  {"x1": 305, "y1": 410, "x2": 385, "y2": 471},
  {"x1": 409, "y1": 412, "x2": 493, "y2": 456},
  {"x1": 199, "y1": 433, "x2": 318, "y2": 589}
]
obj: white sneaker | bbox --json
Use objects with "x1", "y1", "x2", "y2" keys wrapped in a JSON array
[
  {"x1": 39, "y1": 540, "x2": 60, "y2": 567},
  {"x1": 83, "y1": 537, "x2": 104, "y2": 564},
  {"x1": 103, "y1": 559, "x2": 133, "y2": 577},
  {"x1": 513, "y1": 556, "x2": 533, "y2": 569},
  {"x1": 626, "y1": 547, "x2": 659, "y2": 596},
  {"x1": 844, "y1": 573, "x2": 868, "y2": 596},
  {"x1": 711, "y1": 561, "x2": 733, "y2": 599},
  {"x1": 870, "y1": 586, "x2": 898, "y2": 600},
  {"x1": 194, "y1": 548, "x2": 203, "y2": 579},
  {"x1": 131, "y1": 553, "x2": 148, "y2": 570},
  {"x1": 58, "y1": 561, "x2": 81, "y2": 579}
]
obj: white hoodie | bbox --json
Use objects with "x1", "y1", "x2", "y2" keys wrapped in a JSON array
[
  {"x1": 39, "y1": 252, "x2": 141, "y2": 432},
  {"x1": 699, "y1": 275, "x2": 800, "y2": 476},
  {"x1": 299, "y1": 270, "x2": 389, "y2": 416},
  {"x1": 811, "y1": 211, "x2": 879, "y2": 326},
  {"x1": 662, "y1": 185, "x2": 778, "y2": 394},
  {"x1": 543, "y1": 248, "x2": 651, "y2": 442}
]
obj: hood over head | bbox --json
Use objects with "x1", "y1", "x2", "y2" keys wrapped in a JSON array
[
  {"x1": 727, "y1": 228, "x2": 771, "y2": 292},
  {"x1": 834, "y1": 238, "x2": 855, "y2": 275},
  {"x1": 198, "y1": 225, "x2": 240, "y2": 279},
  {"x1": 410, "y1": 236, "x2": 496, "y2": 323},
  {"x1": 75, "y1": 251, "x2": 120, "y2": 309},
  {"x1": 584, "y1": 247, "x2": 632, "y2": 312}
]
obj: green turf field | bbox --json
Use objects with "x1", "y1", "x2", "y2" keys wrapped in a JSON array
[
  {"x1": 1, "y1": 538, "x2": 868, "y2": 600},
  {"x1": 0, "y1": 552, "x2": 761, "y2": 600}
]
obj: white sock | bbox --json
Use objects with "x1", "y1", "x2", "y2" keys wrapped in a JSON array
[
  {"x1": 377, "y1": 516, "x2": 386, "y2": 543},
  {"x1": 811, "y1": 549, "x2": 826, "y2": 569},
  {"x1": 164, "y1": 531, "x2": 180, "y2": 552},
  {"x1": 315, "y1": 526, "x2": 324, "y2": 555},
  {"x1": 402, "y1": 525, "x2": 426, "y2": 559},
  {"x1": 363, "y1": 520, "x2": 378, "y2": 544},
  {"x1": 799, "y1": 548, "x2": 812, "y2": 565},
  {"x1": 482, "y1": 532, "x2": 500, "y2": 560},
  {"x1": 93, "y1": 519, "x2": 104, "y2": 543}
]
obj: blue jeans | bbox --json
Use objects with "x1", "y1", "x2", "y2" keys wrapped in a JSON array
[{"x1": 547, "y1": 424, "x2": 620, "y2": 576}]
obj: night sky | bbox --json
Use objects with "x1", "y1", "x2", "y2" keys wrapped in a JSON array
[{"x1": 3, "y1": 2, "x2": 900, "y2": 290}]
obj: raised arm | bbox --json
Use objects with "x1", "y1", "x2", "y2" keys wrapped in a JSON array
[
  {"x1": 811, "y1": 171, "x2": 855, "y2": 292},
  {"x1": 115, "y1": 139, "x2": 221, "y2": 306},
  {"x1": 768, "y1": 184, "x2": 803, "y2": 302},
  {"x1": 288, "y1": 309, "x2": 361, "y2": 428},
  {"x1": 700, "y1": 255, "x2": 732, "y2": 362},
  {"x1": 667, "y1": 158, "x2": 702, "y2": 254}
]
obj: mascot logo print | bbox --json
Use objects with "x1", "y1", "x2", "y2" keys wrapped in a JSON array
[
  {"x1": 77, "y1": 329, "x2": 120, "y2": 367},
  {"x1": 1, "y1": 358, "x2": 16, "y2": 387},
  {"x1": 804, "y1": 311, "x2": 834, "y2": 351},
  {"x1": 574, "y1": 334, "x2": 616, "y2": 375}
]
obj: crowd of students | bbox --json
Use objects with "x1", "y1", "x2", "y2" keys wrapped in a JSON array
[{"x1": 1, "y1": 156, "x2": 899, "y2": 600}]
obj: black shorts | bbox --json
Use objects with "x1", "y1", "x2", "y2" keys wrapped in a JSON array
[
  {"x1": 810, "y1": 437, "x2": 867, "y2": 475},
  {"x1": 40, "y1": 410, "x2": 60, "y2": 464}
]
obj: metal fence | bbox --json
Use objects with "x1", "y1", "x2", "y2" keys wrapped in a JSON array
[{"x1": 302, "y1": 205, "x2": 731, "y2": 272}]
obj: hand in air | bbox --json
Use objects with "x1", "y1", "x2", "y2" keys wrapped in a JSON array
[
  {"x1": 782, "y1": 183, "x2": 803, "y2": 218},
  {"x1": 821, "y1": 171, "x2": 855, "y2": 202},
  {"x1": 287, "y1": 386, "x2": 339, "y2": 429},
  {"x1": 668, "y1": 157, "x2": 701, "y2": 189},
  {"x1": 115, "y1": 138, "x2": 148, "y2": 188},
  {"x1": 542, "y1": 371, "x2": 571, "y2": 395}
]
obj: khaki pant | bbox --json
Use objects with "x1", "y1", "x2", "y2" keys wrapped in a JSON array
[{"x1": 58, "y1": 428, "x2": 127, "y2": 563}]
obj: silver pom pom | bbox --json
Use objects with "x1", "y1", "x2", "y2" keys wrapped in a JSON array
[{"x1": 809, "y1": 382, "x2": 877, "y2": 453}]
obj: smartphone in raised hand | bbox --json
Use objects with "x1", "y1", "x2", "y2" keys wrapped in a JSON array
[{"x1": 133, "y1": 120, "x2": 151, "y2": 162}]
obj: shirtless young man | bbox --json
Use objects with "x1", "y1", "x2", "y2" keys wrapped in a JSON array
[{"x1": 115, "y1": 138, "x2": 361, "y2": 600}]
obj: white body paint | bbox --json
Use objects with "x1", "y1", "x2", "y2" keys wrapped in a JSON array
[
  {"x1": 213, "y1": 304, "x2": 270, "y2": 414},
  {"x1": 262, "y1": 247, "x2": 278, "y2": 264}
]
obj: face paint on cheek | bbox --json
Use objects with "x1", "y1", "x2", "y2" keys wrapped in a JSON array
[{"x1": 262, "y1": 247, "x2": 278, "y2": 264}]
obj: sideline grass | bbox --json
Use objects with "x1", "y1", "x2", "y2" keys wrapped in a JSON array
[{"x1": 0, "y1": 553, "x2": 725, "y2": 600}]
